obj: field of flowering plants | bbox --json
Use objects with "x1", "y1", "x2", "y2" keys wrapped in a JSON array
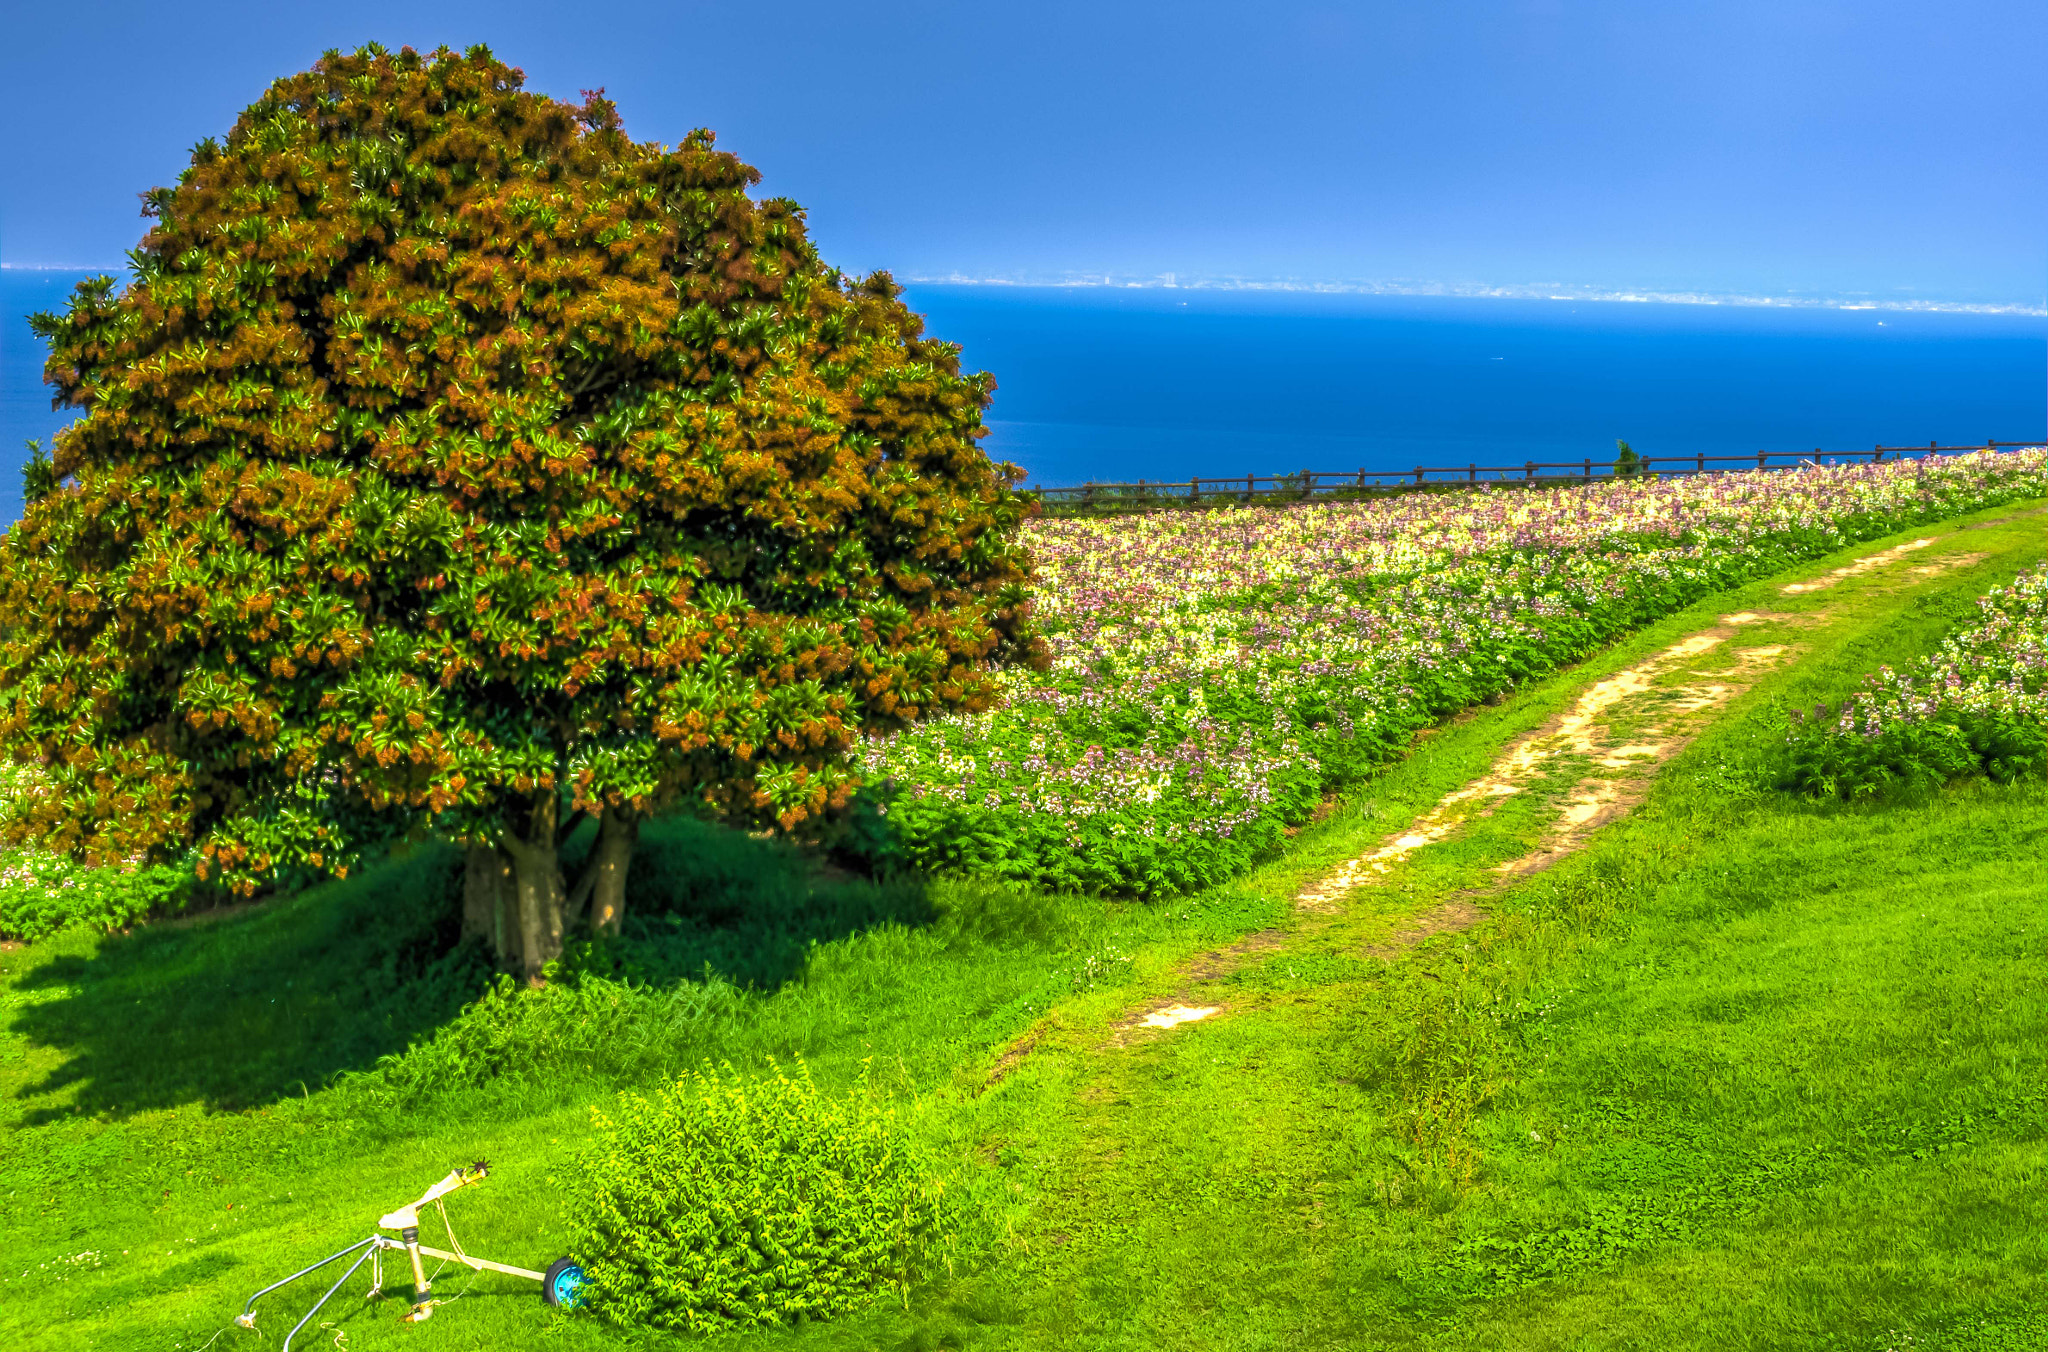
[
  {"x1": 860, "y1": 449, "x2": 2048, "y2": 895},
  {"x1": 1784, "y1": 560, "x2": 2048, "y2": 796}
]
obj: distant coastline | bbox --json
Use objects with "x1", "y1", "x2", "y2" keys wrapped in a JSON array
[
  {"x1": 904, "y1": 273, "x2": 2048, "y2": 318},
  {"x1": 7, "y1": 261, "x2": 2041, "y2": 317}
]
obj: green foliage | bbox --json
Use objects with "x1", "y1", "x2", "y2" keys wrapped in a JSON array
[
  {"x1": 863, "y1": 458, "x2": 2047, "y2": 898},
  {"x1": 1784, "y1": 704, "x2": 2047, "y2": 797},
  {"x1": 566, "y1": 1060, "x2": 956, "y2": 1333},
  {"x1": 18, "y1": 439, "x2": 58, "y2": 504},
  {"x1": 0, "y1": 850, "x2": 190, "y2": 943},
  {"x1": 5, "y1": 846, "x2": 487, "y2": 1116},
  {"x1": 0, "y1": 43, "x2": 1038, "y2": 897},
  {"x1": 1377, "y1": 967, "x2": 1513, "y2": 1185},
  {"x1": 1782, "y1": 562, "x2": 2048, "y2": 797},
  {"x1": 608, "y1": 813, "x2": 935, "y2": 988},
  {"x1": 1613, "y1": 438, "x2": 1642, "y2": 478},
  {"x1": 349, "y1": 968, "x2": 746, "y2": 1107}
]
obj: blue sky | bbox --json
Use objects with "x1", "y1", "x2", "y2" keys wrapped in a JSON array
[{"x1": 0, "y1": 0, "x2": 2041, "y2": 306}]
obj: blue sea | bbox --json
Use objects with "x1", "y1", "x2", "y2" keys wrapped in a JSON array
[{"x1": 4, "y1": 269, "x2": 2042, "y2": 520}]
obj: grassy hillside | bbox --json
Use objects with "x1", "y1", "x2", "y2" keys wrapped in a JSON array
[{"x1": 0, "y1": 503, "x2": 2041, "y2": 1351}]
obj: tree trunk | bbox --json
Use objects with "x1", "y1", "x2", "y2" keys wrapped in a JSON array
[
  {"x1": 501, "y1": 795, "x2": 565, "y2": 986},
  {"x1": 503, "y1": 839, "x2": 564, "y2": 986},
  {"x1": 471, "y1": 794, "x2": 638, "y2": 982},
  {"x1": 587, "y1": 807, "x2": 638, "y2": 938},
  {"x1": 495, "y1": 865, "x2": 520, "y2": 969},
  {"x1": 462, "y1": 844, "x2": 511, "y2": 947}
]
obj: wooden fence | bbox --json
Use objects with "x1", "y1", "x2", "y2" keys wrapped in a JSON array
[{"x1": 1030, "y1": 440, "x2": 2043, "y2": 512}]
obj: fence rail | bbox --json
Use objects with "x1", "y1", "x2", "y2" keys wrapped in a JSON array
[{"x1": 1029, "y1": 440, "x2": 2043, "y2": 511}]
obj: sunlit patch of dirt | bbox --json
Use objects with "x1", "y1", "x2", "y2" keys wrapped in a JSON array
[
  {"x1": 1109, "y1": 998, "x2": 1233, "y2": 1046},
  {"x1": 1138, "y1": 1005, "x2": 1219, "y2": 1030},
  {"x1": 1497, "y1": 642, "x2": 1791, "y2": 878},
  {"x1": 1910, "y1": 552, "x2": 1986, "y2": 578},
  {"x1": 1781, "y1": 538, "x2": 1935, "y2": 593},
  {"x1": 1297, "y1": 613, "x2": 1795, "y2": 908},
  {"x1": 1093, "y1": 603, "x2": 1822, "y2": 1050}
]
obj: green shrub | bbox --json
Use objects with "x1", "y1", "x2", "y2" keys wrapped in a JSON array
[
  {"x1": 0, "y1": 849, "x2": 192, "y2": 942},
  {"x1": 1781, "y1": 562, "x2": 2048, "y2": 797},
  {"x1": 566, "y1": 1060, "x2": 956, "y2": 1333}
]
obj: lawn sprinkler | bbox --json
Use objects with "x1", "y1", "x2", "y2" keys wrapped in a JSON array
[{"x1": 233, "y1": 1161, "x2": 585, "y2": 1349}]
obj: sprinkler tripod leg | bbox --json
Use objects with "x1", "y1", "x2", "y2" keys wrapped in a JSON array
[
  {"x1": 278, "y1": 1240, "x2": 390, "y2": 1352},
  {"x1": 402, "y1": 1226, "x2": 434, "y2": 1320},
  {"x1": 235, "y1": 1234, "x2": 384, "y2": 1331}
]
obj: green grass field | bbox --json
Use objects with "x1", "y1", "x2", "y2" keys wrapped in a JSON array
[{"x1": 2, "y1": 503, "x2": 2042, "y2": 1352}]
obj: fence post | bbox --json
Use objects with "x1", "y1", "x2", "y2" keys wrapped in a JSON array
[
  {"x1": 1757, "y1": 451, "x2": 1766, "y2": 471},
  {"x1": 1696, "y1": 452, "x2": 1704, "y2": 474},
  {"x1": 1190, "y1": 477, "x2": 1200, "y2": 503},
  {"x1": 1245, "y1": 473, "x2": 1254, "y2": 502},
  {"x1": 1583, "y1": 458, "x2": 1591, "y2": 483},
  {"x1": 1525, "y1": 461, "x2": 1534, "y2": 481}
]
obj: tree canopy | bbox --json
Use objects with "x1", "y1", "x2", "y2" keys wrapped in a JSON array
[{"x1": 1, "y1": 42, "x2": 1040, "y2": 977}]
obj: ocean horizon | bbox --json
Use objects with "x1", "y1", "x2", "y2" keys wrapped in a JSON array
[
  {"x1": 4, "y1": 269, "x2": 2042, "y2": 519},
  {"x1": 902, "y1": 285, "x2": 2046, "y2": 489}
]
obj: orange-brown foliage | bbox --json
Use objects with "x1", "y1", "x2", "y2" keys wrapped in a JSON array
[{"x1": 0, "y1": 43, "x2": 1040, "y2": 890}]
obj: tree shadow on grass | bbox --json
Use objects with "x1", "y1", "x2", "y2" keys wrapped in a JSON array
[
  {"x1": 8, "y1": 818, "x2": 933, "y2": 1122},
  {"x1": 604, "y1": 814, "x2": 935, "y2": 988}
]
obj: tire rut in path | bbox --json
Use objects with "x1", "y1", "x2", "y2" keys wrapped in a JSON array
[
  {"x1": 1105, "y1": 610, "x2": 1799, "y2": 1047},
  {"x1": 1294, "y1": 611, "x2": 1793, "y2": 908}
]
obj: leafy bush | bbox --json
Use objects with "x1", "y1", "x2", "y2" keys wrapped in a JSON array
[
  {"x1": 1782, "y1": 562, "x2": 2048, "y2": 796},
  {"x1": 565, "y1": 1060, "x2": 956, "y2": 1333},
  {"x1": 0, "y1": 850, "x2": 192, "y2": 943},
  {"x1": 1613, "y1": 438, "x2": 1643, "y2": 478}
]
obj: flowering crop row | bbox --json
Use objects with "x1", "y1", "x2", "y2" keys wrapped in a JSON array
[
  {"x1": 860, "y1": 450, "x2": 2048, "y2": 894},
  {"x1": 1782, "y1": 560, "x2": 2048, "y2": 796}
]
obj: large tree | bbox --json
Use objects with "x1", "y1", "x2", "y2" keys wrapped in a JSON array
[{"x1": 1, "y1": 43, "x2": 1039, "y2": 980}]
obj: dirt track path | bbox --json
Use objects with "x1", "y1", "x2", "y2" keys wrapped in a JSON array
[
  {"x1": 1100, "y1": 612, "x2": 1794, "y2": 1040},
  {"x1": 1292, "y1": 611, "x2": 1789, "y2": 912},
  {"x1": 1099, "y1": 528, "x2": 1985, "y2": 1044}
]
